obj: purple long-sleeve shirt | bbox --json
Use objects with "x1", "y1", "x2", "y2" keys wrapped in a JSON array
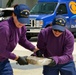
[
  {"x1": 37, "y1": 27, "x2": 74, "y2": 64},
  {"x1": 0, "y1": 17, "x2": 35, "y2": 62}
]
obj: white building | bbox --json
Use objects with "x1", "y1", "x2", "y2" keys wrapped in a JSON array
[{"x1": 0, "y1": 0, "x2": 37, "y2": 9}]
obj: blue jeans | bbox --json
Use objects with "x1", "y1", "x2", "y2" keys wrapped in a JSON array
[
  {"x1": 43, "y1": 60, "x2": 76, "y2": 75},
  {"x1": 0, "y1": 59, "x2": 13, "y2": 75}
]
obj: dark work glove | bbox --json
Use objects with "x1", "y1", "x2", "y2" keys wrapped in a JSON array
[
  {"x1": 48, "y1": 57, "x2": 56, "y2": 66},
  {"x1": 35, "y1": 50, "x2": 43, "y2": 57},
  {"x1": 16, "y1": 56, "x2": 28, "y2": 65}
]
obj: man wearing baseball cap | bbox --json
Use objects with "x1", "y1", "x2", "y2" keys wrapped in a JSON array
[
  {"x1": 0, "y1": 4, "x2": 39, "y2": 75},
  {"x1": 36, "y1": 15, "x2": 76, "y2": 75}
]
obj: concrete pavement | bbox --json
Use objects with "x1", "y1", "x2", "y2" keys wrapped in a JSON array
[
  {"x1": 10, "y1": 42, "x2": 43, "y2": 75},
  {"x1": 10, "y1": 40, "x2": 76, "y2": 75}
]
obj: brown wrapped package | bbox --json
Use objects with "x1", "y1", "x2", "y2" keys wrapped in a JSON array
[{"x1": 27, "y1": 56, "x2": 52, "y2": 66}]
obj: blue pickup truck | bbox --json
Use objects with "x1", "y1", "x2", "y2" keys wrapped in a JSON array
[{"x1": 26, "y1": 0, "x2": 76, "y2": 39}]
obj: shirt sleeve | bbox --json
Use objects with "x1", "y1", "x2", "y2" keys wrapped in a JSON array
[
  {"x1": 0, "y1": 26, "x2": 16, "y2": 60},
  {"x1": 19, "y1": 27, "x2": 35, "y2": 51},
  {"x1": 37, "y1": 30, "x2": 46, "y2": 53},
  {"x1": 52, "y1": 34, "x2": 74, "y2": 64}
]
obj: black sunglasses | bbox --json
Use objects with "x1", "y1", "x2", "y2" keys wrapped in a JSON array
[{"x1": 53, "y1": 29, "x2": 63, "y2": 32}]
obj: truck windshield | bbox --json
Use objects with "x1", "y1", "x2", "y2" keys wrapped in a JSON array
[{"x1": 30, "y1": 2, "x2": 57, "y2": 14}]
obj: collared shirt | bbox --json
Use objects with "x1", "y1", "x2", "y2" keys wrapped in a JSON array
[
  {"x1": 37, "y1": 27, "x2": 74, "y2": 64},
  {"x1": 0, "y1": 17, "x2": 35, "y2": 62}
]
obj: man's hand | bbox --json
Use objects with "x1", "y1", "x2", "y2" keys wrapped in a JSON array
[
  {"x1": 48, "y1": 57, "x2": 56, "y2": 66},
  {"x1": 16, "y1": 56, "x2": 28, "y2": 65},
  {"x1": 35, "y1": 50, "x2": 43, "y2": 57},
  {"x1": 31, "y1": 50, "x2": 43, "y2": 57}
]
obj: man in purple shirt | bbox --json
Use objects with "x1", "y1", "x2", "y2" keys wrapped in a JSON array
[
  {"x1": 37, "y1": 15, "x2": 76, "y2": 75},
  {"x1": 0, "y1": 4, "x2": 39, "y2": 75}
]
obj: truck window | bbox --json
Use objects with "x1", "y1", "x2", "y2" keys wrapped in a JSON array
[
  {"x1": 56, "y1": 4, "x2": 67, "y2": 15},
  {"x1": 30, "y1": 2, "x2": 57, "y2": 14}
]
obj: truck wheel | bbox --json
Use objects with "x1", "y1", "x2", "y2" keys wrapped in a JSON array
[{"x1": 45, "y1": 24, "x2": 52, "y2": 28}]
